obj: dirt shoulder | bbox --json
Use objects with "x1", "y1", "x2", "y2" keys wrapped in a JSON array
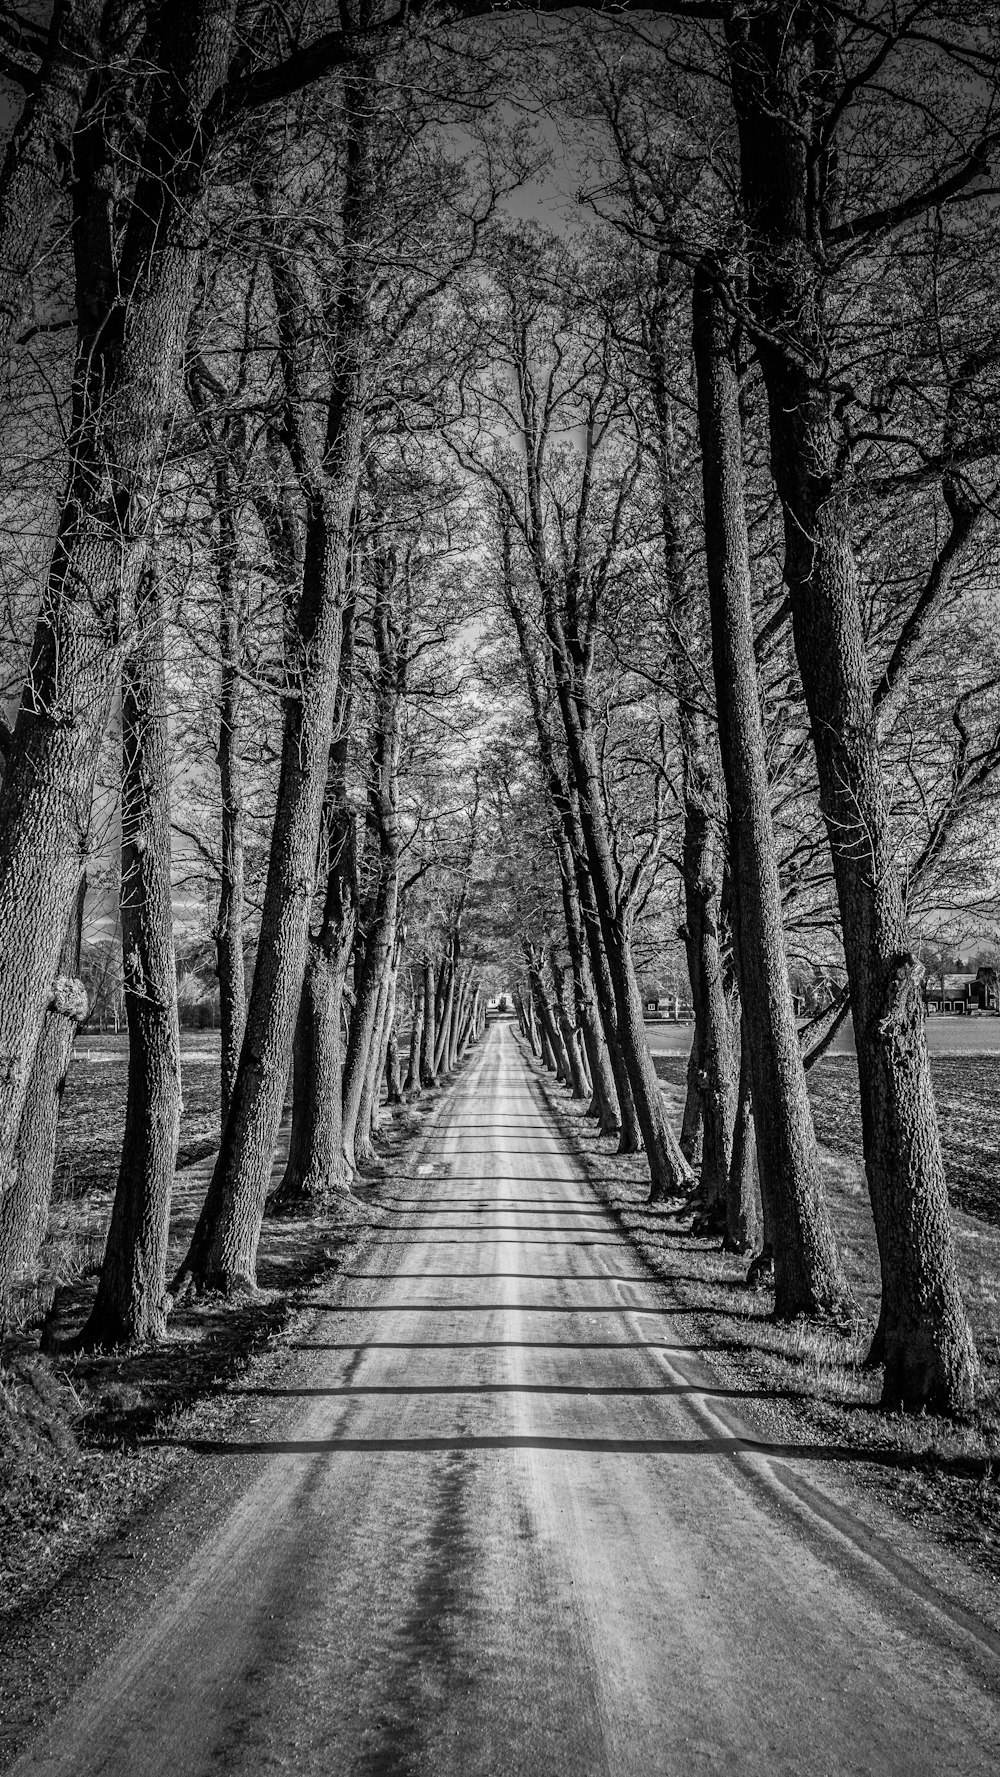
[
  {"x1": 0, "y1": 1077, "x2": 460, "y2": 1639},
  {"x1": 520, "y1": 1036, "x2": 1000, "y2": 1637}
]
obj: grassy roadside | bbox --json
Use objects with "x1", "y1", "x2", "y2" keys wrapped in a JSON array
[
  {"x1": 0, "y1": 1072, "x2": 461, "y2": 1630},
  {"x1": 521, "y1": 1036, "x2": 1000, "y2": 1608}
]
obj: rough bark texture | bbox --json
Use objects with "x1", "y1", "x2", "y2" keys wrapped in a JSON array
[
  {"x1": 179, "y1": 50, "x2": 375, "y2": 1291},
  {"x1": 725, "y1": 8, "x2": 978, "y2": 1410},
  {"x1": 270, "y1": 591, "x2": 358, "y2": 1212},
  {"x1": 404, "y1": 973, "x2": 424, "y2": 1095},
  {"x1": 82, "y1": 573, "x2": 182, "y2": 1348},
  {"x1": 555, "y1": 679, "x2": 691, "y2": 1199},
  {"x1": 497, "y1": 532, "x2": 622, "y2": 1138},
  {"x1": 680, "y1": 784, "x2": 734, "y2": 1217},
  {"x1": 0, "y1": 0, "x2": 239, "y2": 1186},
  {"x1": 726, "y1": 1013, "x2": 761, "y2": 1256},
  {"x1": 360, "y1": 939, "x2": 398, "y2": 1156},
  {"x1": 526, "y1": 948, "x2": 572, "y2": 1085},
  {"x1": 0, "y1": 0, "x2": 108, "y2": 362},
  {"x1": 420, "y1": 957, "x2": 438, "y2": 1085},
  {"x1": 0, "y1": 882, "x2": 87, "y2": 1300},
  {"x1": 433, "y1": 944, "x2": 457, "y2": 1078},
  {"x1": 574, "y1": 843, "x2": 640, "y2": 1153},
  {"x1": 549, "y1": 947, "x2": 590, "y2": 1100},
  {"x1": 693, "y1": 258, "x2": 849, "y2": 1318},
  {"x1": 556, "y1": 849, "x2": 617, "y2": 1132},
  {"x1": 213, "y1": 457, "x2": 247, "y2": 1125},
  {"x1": 513, "y1": 989, "x2": 536, "y2": 1055},
  {"x1": 647, "y1": 268, "x2": 733, "y2": 1192},
  {"x1": 536, "y1": 1005, "x2": 557, "y2": 1074},
  {"x1": 341, "y1": 556, "x2": 403, "y2": 1172}
]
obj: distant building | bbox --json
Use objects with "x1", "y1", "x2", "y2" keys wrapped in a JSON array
[
  {"x1": 641, "y1": 979, "x2": 693, "y2": 1021},
  {"x1": 923, "y1": 968, "x2": 1000, "y2": 1015}
]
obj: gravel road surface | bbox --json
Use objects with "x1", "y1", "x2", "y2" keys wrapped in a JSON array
[{"x1": 7, "y1": 1021, "x2": 1000, "y2": 1775}]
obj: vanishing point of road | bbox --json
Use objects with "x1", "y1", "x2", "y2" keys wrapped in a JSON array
[{"x1": 6, "y1": 1021, "x2": 1000, "y2": 1775}]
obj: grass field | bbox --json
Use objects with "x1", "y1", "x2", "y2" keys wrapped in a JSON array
[
  {"x1": 54, "y1": 1020, "x2": 1000, "y2": 1235},
  {"x1": 649, "y1": 1018, "x2": 1000, "y2": 1229},
  {"x1": 54, "y1": 1032, "x2": 222, "y2": 1200}
]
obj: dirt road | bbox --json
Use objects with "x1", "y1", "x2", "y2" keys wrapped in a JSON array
[{"x1": 7, "y1": 1022, "x2": 1000, "y2": 1775}]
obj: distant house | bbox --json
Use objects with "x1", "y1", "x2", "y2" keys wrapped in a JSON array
[
  {"x1": 641, "y1": 979, "x2": 694, "y2": 1021},
  {"x1": 923, "y1": 969, "x2": 1000, "y2": 1015}
]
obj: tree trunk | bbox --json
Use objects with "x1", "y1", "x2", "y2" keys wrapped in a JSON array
[
  {"x1": 727, "y1": 1014, "x2": 760, "y2": 1257},
  {"x1": 459, "y1": 987, "x2": 481, "y2": 1060},
  {"x1": 386, "y1": 1027, "x2": 403, "y2": 1105},
  {"x1": 213, "y1": 460, "x2": 247, "y2": 1126},
  {"x1": 536, "y1": 1004, "x2": 556, "y2": 1073},
  {"x1": 565, "y1": 717, "x2": 688, "y2": 1191},
  {"x1": 0, "y1": 882, "x2": 88, "y2": 1299},
  {"x1": 725, "y1": 12, "x2": 978, "y2": 1409},
  {"x1": 354, "y1": 935, "x2": 395, "y2": 1168},
  {"x1": 82, "y1": 572, "x2": 182, "y2": 1348},
  {"x1": 343, "y1": 875, "x2": 400, "y2": 1167},
  {"x1": 679, "y1": 1028, "x2": 704, "y2": 1170},
  {"x1": 446, "y1": 961, "x2": 467, "y2": 1075},
  {"x1": 496, "y1": 544, "x2": 623, "y2": 1138},
  {"x1": 549, "y1": 947, "x2": 590, "y2": 1100},
  {"x1": 177, "y1": 49, "x2": 375, "y2": 1293},
  {"x1": 513, "y1": 988, "x2": 535, "y2": 1053},
  {"x1": 404, "y1": 972, "x2": 423, "y2": 1095},
  {"x1": 0, "y1": 0, "x2": 108, "y2": 363},
  {"x1": 0, "y1": 0, "x2": 237, "y2": 1183},
  {"x1": 434, "y1": 946, "x2": 457, "y2": 1076},
  {"x1": 342, "y1": 559, "x2": 403, "y2": 1169},
  {"x1": 690, "y1": 891, "x2": 735, "y2": 1222},
  {"x1": 269, "y1": 582, "x2": 358, "y2": 1214},
  {"x1": 527, "y1": 950, "x2": 572, "y2": 1084},
  {"x1": 575, "y1": 851, "x2": 641, "y2": 1152},
  {"x1": 420, "y1": 956, "x2": 438, "y2": 1085},
  {"x1": 680, "y1": 763, "x2": 735, "y2": 1220},
  {"x1": 557, "y1": 843, "x2": 618, "y2": 1133},
  {"x1": 692, "y1": 256, "x2": 849, "y2": 1319}
]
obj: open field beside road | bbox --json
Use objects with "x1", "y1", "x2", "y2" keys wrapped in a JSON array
[
  {"x1": 53, "y1": 1033, "x2": 223, "y2": 1202},
  {"x1": 59, "y1": 1023, "x2": 1000, "y2": 1235},
  {"x1": 647, "y1": 1020, "x2": 1000, "y2": 1231},
  {"x1": 645, "y1": 1014, "x2": 1000, "y2": 1057}
]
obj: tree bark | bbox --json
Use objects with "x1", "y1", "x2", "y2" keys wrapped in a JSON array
[
  {"x1": 496, "y1": 530, "x2": 622, "y2": 1138},
  {"x1": 693, "y1": 256, "x2": 850, "y2": 1319},
  {"x1": 727, "y1": 1016, "x2": 761, "y2": 1257},
  {"x1": 178, "y1": 49, "x2": 375, "y2": 1292},
  {"x1": 725, "y1": 10, "x2": 978, "y2": 1409},
  {"x1": 0, "y1": 0, "x2": 238, "y2": 1184},
  {"x1": 433, "y1": 942, "x2": 457, "y2": 1077},
  {"x1": 574, "y1": 843, "x2": 641, "y2": 1152},
  {"x1": 0, "y1": 882, "x2": 88, "y2": 1299},
  {"x1": 680, "y1": 784, "x2": 735, "y2": 1219},
  {"x1": 527, "y1": 947, "x2": 572, "y2": 1084},
  {"x1": 420, "y1": 956, "x2": 438, "y2": 1085},
  {"x1": 549, "y1": 946, "x2": 590, "y2": 1100},
  {"x1": 553, "y1": 678, "x2": 691, "y2": 1198},
  {"x1": 404, "y1": 971, "x2": 424, "y2": 1095},
  {"x1": 269, "y1": 580, "x2": 358, "y2": 1213},
  {"x1": 0, "y1": 0, "x2": 108, "y2": 363},
  {"x1": 82, "y1": 571, "x2": 182, "y2": 1347},
  {"x1": 556, "y1": 841, "x2": 618, "y2": 1132},
  {"x1": 213, "y1": 456, "x2": 247, "y2": 1126},
  {"x1": 341, "y1": 549, "x2": 403, "y2": 1172},
  {"x1": 513, "y1": 988, "x2": 536, "y2": 1054}
]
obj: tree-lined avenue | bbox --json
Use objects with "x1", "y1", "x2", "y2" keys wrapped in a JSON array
[{"x1": 7, "y1": 1021, "x2": 999, "y2": 1776}]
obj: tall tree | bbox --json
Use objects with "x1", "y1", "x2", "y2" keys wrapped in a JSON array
[{"x1": 693, "y1": 256, "x2": 850, "y2": 1318}]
